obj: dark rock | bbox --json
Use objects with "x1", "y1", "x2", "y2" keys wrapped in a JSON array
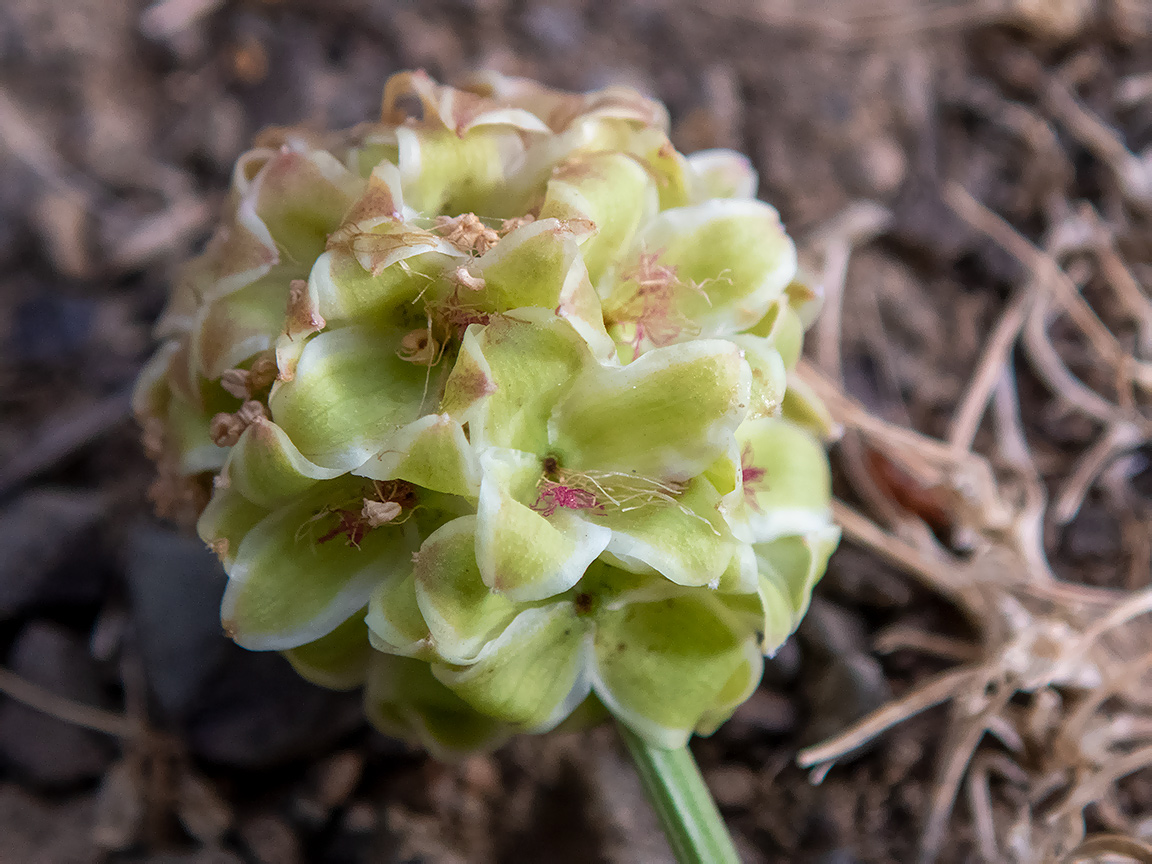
[
  {"x1": 801, "y1": 652, "x2": 892, "y2": 750},
  {"x1": 1131, "y1": 446, "x2": 1152, "y2": 500},
  {"x1": 821, "y1": 544, "x2": 914, "y2": 609},
  {"x1": 130, "y1": 850, "x2": 244, "y2": 864},
  {"x1": 123, "y1": 522, "x2": 230, "y2": 719},
  {"x1": 818, "y1": 851, "x2": 863, "y2": 864},
  {"x1": 798, "y1": 598, "x2": 892, "y2": 750},
  {"x1": 724, "y1": 687, "x2": 798, "y2": 739},
  {"x1": 798, "y1": 597, "x2": 870, "y2": 660},
  {"x1": 185, "y1": 646, "x2": 363, "y2": 768},
  {"x1": 0, "y1": 782, "x2": 100, "y2": 864},
  {"x1": 240, "y1": 812, "x2": 303, "y2": 864},
  {"x1": 10, "y1": 294, "x2": 98, "y2": 364},
  {"x1": 0, "y1": 621, "x2": 114, "y2": 787},
  {"x1": 762, "y1": 634, "x2": 802, "y2": 684},
  {"x1": 0, "y1": 158, "x2": 33, "y2": 267},
  {"x1": 1060, "y1": 499, "x2": 1122, "y2": 562},
  {"x1": 0, "y1": 488, "x2": 108, "y2": 618},
  {"x1": 125, "y1": 522, "x2": 363, "y2": 766}
]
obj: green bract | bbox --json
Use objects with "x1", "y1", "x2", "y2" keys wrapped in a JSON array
[{"x1": 136, "y1": 70, "x2": 838, "y2": 754}]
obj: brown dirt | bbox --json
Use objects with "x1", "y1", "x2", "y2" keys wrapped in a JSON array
[{"x1": 2, "y1": 1, "x2": 1151, "y2": 862}]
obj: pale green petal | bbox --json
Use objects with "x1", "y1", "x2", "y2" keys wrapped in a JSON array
[
  {"x1": 366, "y1": 571, "x2": 436, "y2": 661},
  {"x1": 437, "y1": 324, "x2": 496, "y2": 418},
  {"x1": 434, "y1": 604, "x2": 590, "y2": 731},
  {"x1": 686, "y1": 149, "x2": 758, "y2": 201},
  {"x1": 354, "y1": 414, "x2": 480, "y2": 498},
  {"x1": 283, "y1": 610, "x2": 371, "y2": 690},
  {"x1": 628, "y1": 127, "x2": 692, "y2": 209},
  {"x1": 754, "y1": 570, "x2": 803, "y2": 656},
  {"x1": 247, "y1": 146, "x2": 362, "y2": 263},
  {"x1": 702, "y1": 437, "x2": 742, "y2": 498},
  {"x1": 410, "y1": 516, "x2": 518, "y2": 663},
  {"x1": 341, "y1": 158, "x2": 404, "y2": 218},
  {"x1": 591, "y1": 477, "x2": 736, "y2": 589},
  {"x1": 470, "y1": 219, "x2": 614, "y2": 360},
  {"x1": 601, "y1": 199, "x2": 796, "y2": 342},
  {"x1": 731, "y1": 334, "x2": 787, "y2": 420},
  {"x1": 549, "y1": 339, "x2": 749, "y2": 482},
  {"x1": 784, "y1": 271, "x2": 825, "y2": 329},
  {"x1": 725, "y1": 417, "x2": 833, "y2": 543},
  {"x1": 441, "y1": 314, "x2": 590, "y2": 454},
  {"x1": 196, "y1": 484, "x2": 270, "y2": 567},
  {"x1": 132, "y1": 339, "x2": 179, "y2": 419},
  {"x1": 396, "y1": 126, "x2": 528, "y2": 216},
  {"x1": 590, "y1": 593, "x2": 759, "y2": 748},
  {"x1": 474, "y1": 218, "x2": 590, "y2": 311},
  {"x1": 225, "y1": 417, "x2": 344, "y2": 509},
  {"x1": 715, "y1": 541, "x2": 759, "y2": 594},
  {"x1": 307, "y1": 246, "x2": 457, "y2": 327},
  {"x1": 191, "y1": 268, "x2": 299, "y2": 380},
  {"x1": 745, "y1": 297, "x2": 805, "y2": 371},
  {"x1": 694, "y1": 640, "x2": 763, "y2": 736},
  {"x1": 754, "y1": 525, "x2": 840, "y2": 634},
  {"x1": 539, "y1": 152, "x2": 658, "y2": 283},
  {"x1": 269, "y1": 326, "x2": 428, "y2": 471},
  {"x1": 168, "y1": 391, "x2": 228, "y2": 474},
  {"x1": 780, "y1": 373, "x2": 839, "y2": 440},
  {"x1": 475, "y1": 450, "x2": 611, "y2": 602},
  {"x1": 383, "y1": 70, "x2": 552, "y2": 137},
  {"x1": 221, "y1": 488, "x2": 415, "y2": 650},
  {"x1": 155, "y1": 220, "x2": 276, "y2": 337},
  {"x1": 365, "y1": 652, "x2": 511, "y2": 756}
]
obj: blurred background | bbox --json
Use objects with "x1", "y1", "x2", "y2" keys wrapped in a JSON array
[{"x1": 1, "y1": 1, "x2": 1152, "y2": 862}]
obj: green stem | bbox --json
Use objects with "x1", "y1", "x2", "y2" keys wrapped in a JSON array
[{"x1": 617, "y1": 721, "x2": 741, "y2": 864}]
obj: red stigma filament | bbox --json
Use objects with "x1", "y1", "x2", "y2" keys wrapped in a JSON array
[
  {"x1": 317, "y1": 509, "x2": 369, "y2": 547},
  {"x1": 608, "y1": 249, "x2": 707, "y2": 354},
  {"x1": 531, "y1": 484, "x2": 604, "y2": 518},
  {"x1": 741, "y1": 443, "x2": 767, "y2": 510}
]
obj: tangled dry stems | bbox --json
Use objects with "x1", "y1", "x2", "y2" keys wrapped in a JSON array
[{"x1": 792, "y1": 64, "x2": 1152, "y2": 861}]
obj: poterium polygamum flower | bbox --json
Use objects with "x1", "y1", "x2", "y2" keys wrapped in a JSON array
[{"x1": 135, "y1": 70, "x2": 838, "y2": 753}]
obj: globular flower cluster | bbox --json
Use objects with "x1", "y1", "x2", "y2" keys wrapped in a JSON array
[{"x1": 135, "y1": 71, "x2": 838, "y2": 753}]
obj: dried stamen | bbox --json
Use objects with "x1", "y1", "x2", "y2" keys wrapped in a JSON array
[
  {"x1": 436, "y1": 213, "x2": 499, "y2": 254},
  {"x1": 397, "y1": 328, "x2": 441, "y2": 365},
  {"x1": 209, "y1": 400, "x2": 269, "y2": 446},
  {"x1": 499, "y1": 214, "x2": 536, "y2": 235},
  {"x1": 312, "y1": 480, "x2": 417, "y2": 548},
  {"x1": 451, "y1": 266, "x2": 487, "y2": 292},
  {"x1": 219, "y1": 355, "x2": 279, "y2": 400},
  {"x1": 361, "y1": 499, "x2": 402, "y2": 527}
]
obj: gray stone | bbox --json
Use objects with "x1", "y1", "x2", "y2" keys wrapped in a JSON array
[
  {"x1": 125, "y1": 522, "x2": 364, "y2": 768},
  {"x1": 0, "y1": 488, "x2": 108, "y2": 618},
  {"x1": 123, "y1": 522, "x2": 230, "y2": 719},
  {"x1": 798, "y1": 597, "x2": 870, "y2": 660},
  {"x1": 0, "y1": 782, "x2": 100, "y2": 864},
  {"x1": 185, "y1": 646, "x2": 363, "y2": 768},
  {"x1": 0, "y1": 622, "x2": 114, "y2": 787},
  {"x1": 724, "y1": 687, "x2": 798, "y2": 739},
  {"x1": 802, "y1": 652, "x2": 892, "y2": 750}
]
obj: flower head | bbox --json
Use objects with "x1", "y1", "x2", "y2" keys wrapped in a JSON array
[{"x1": 135, "y1": 70, "x2": 837, "y2": 754}]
